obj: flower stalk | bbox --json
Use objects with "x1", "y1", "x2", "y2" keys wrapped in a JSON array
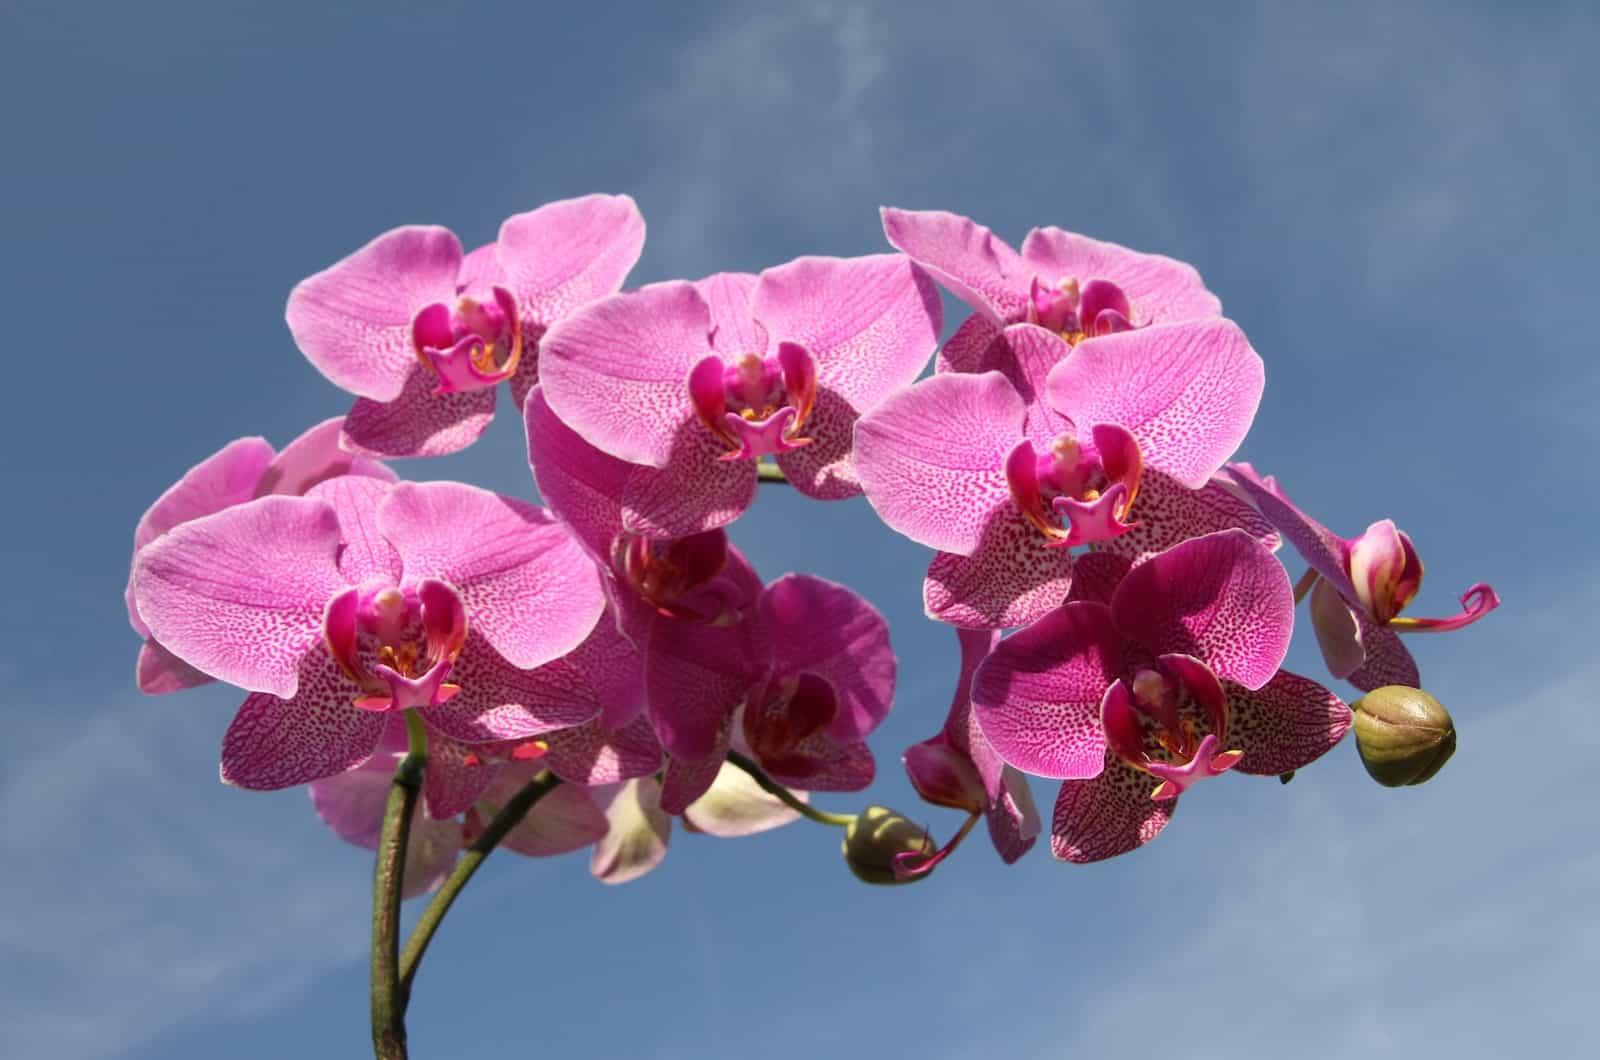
[
  {"x1": 371, "y1": 711, "x2": 428, "y2": 1060},
  {"x1": 726, "y1": 749, "x2": 855, "y2": 827}
]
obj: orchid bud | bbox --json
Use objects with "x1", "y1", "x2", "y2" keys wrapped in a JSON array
[
  {"x1": 841, "y1": 806, "x2": 935, "y2": 885},
  {"x1": 1351, "y1": 686, "x2": 1456, "y2": 787}
]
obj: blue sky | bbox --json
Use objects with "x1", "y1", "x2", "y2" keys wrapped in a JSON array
[{"x1": 2, "y1": 1, "x2": 1595, "y2": 1056}]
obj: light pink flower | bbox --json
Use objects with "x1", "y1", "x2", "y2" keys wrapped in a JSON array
[
  {"x1": 126, "y1": 418, "x2": 393, "y2": 695},
  {"x1": 1220, "y1": 463, "x2": 1500, "y2": 691},
  {"x1": 287, "y1": 194, "x2": 644, "y2": 458},
  {"x1": 132, "y1": 477, "x2": 606, "y2": 789},
  {"x1": 537, "y1": 260, "x2": 941, "y2": 534},
  {"x1": 971, "y1": 530, "x2": 1349, "y2": 863},
  {"x1": 903, "y1": 628, "x2": 1041, "y2": 869},
  {"x1": 855, "y1": 320, "x2": 1270, "y2": 628}
]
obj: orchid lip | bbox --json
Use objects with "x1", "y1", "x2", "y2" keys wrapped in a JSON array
[
  {"x1": 413, "y1": 285, "x2": 523, "y2": 394},
  {"x1": 1386, "y1": 581, "x2": 1501, "y2": 633},
  {"x1": 1100, "y1": 657, "x2": 1242, "y2": 802},
  {"x1": 1004, "y1": 425, "x2": 1144, "y2": 546},
  {"x1": 687, "y1": 342, "x2": 818, "y2": 460},
  {"x1": 322, "y1": 577, "x2": 470, "y2": 710}
]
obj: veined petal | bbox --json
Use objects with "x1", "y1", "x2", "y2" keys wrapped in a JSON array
[
  {"x1": 937, "y1": 312, "x2": 1003, "y2": 375},
  {"x1": 420, "y1": 631, "x2": 606, "y2": 742},
  {"x1": 538, "y1": 280, "x2": 710, "y2": 468},
  {"x1": 983, "y1": 324, "x2": 1076, "y2": 438},
  {"x1": 1050, "y1": 754, "x2": 1176, "y2": 864},
  {"x1": 590, "y1": 778, "x2": 671, "y2": 885},
  {"x1": 256, "y1": 417, "x2": 395, "y2": 497},
  {"x1": 544, "y1": 714, "x2": 663, "y2": 785},
  {"x1": 221, "y1": 646, "x2": 387, "y2": 789},
  {"x1": 136, "y1": 639, "x2": 213, "y2": 695},
  {"x1": 419, "y1": 728, "x2": 498, "y2": 820},
  {"x1": 1111, "y1": 529, "x2": 1293, "y2": 690},
  {"x1": 1219, "y1": 463, "x2": 1356, "y2": 600},
  {"x1": 133, "y1": 496, "x2": 347, "y2": 698},
  {"x1": 659, "y1": 715, "x2": 733, "y2": 813},
  {"x1": 378, "y1": 482, "x2": 605, "y2": 669},
  {"x1": 697, "y1": 272, "x2": 768, "y2": 354},
  {"x1": 1018, "y1": 228, "x2": 1221, "y2": 326},
  {"x1": 1045, "y1": 319, "x2": 1263, "y2": 489},
  {"x1": 339, "y1": 367, "x2": 498, "y2": 459},
  {"x1": 495, "y1": 193, "x2": 645, "y2": 327},
  {"x1": 880, "y1": 207, "x2": 1028, "y2": 322},
  {"x1": 774, "y1": 386, "x2": 864, "y2": 500},
  {"x1": 286, "y1": 225, "x2": 463, "y2": 403},
  {"x1": 986, "y1": 768, "x2": 1041, "y2": 863},
  {"x1": 682, "y1": 760, "x2": 805, "y2": 837},
  {"x1": 855, "y1": 371, "x2": 1026, "y2": 554},
  {"x1": 1346, "y1": 616, "x2": 1421, "y2": 692},
  {"x1": 305, "y1": 476, "x2": 401, "y2": 585},
  {"x1": 496, "y1": 779, "x2": 610, "y2": 857},
  {"x1": 1065, "y1": 551, "x2": 1132, "y2": 606},
  {"x1": 971, "y1": 602, "x2": 1124, "y2": 780},
  {"x1": 1224, "y1": 669, "x2": 1352, "y2": 776},
  {"x1": 760, "y1": 574, "x2": 895, "y2": 742},
  {"x1": 645, "y1": 618, "x2": 761, "y2": 760},
  {"x1": 1310, "y1": 577, "x2": 1365, "y2": 680},
  {"x1": 1092, "y1": 469, "x2": 1280, "y2": 565},
  {"x1": 524, "y1": 386, "x2": 629, "y2": 559},
  {"x1": 923, "y1": 506, "x2": 1076, "y2": 630},
  {"x1": 619, "y1": 428, "x2": 758, "y2": 538}
]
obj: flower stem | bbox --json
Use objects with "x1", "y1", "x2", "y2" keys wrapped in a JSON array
[
  {"x1": 371, "y1": 711, "x2": 428, "y2": 1060},
  {"x1": 1292, "y1": 568, "x2": 1319, "y2": 605},
  {"x1": 756, "y1": 462, "x2": 790, "y2": 485},
  {"x1": 726, "y1": 750, "x2": 856, "y2": 827},
  {"x1": 397, "y1": 768, "x2": 563, "y2": 1008}
]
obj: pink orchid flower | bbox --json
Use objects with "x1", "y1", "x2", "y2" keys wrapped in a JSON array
[
  {"x1": 1220, "y1": 463, "x2": 1501, "y2": 691},
  {"x1": 880, "y1": 207, "x2": 1222, "y2": 375},
  {"x1": 971, "y1": 530, "x2": 1351, "y2": 863},
  {"x1": 902, "y1": 628, "x2": 1041, "y2": 872},
  {"x1": 286, "y1": 194, "x2": 644, "y2": 458},
  {"x1": 641, "y1": 573, "x2": 896, "y2": 813},
  {"x1": 127, "y1": 418, "x2": 393, "y2": 695},
  {"x1": 536, "y1": 259, "x2": 941, "y2": 535},
  {"x1": 855, "y1": 319, "x2": 1269, "y2": 628},
  {"x1": 131, "y1": 477, "x2": 607, "y2": 790}
]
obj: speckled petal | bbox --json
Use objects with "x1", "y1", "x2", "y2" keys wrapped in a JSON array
[
  {"x1": 133, "y1": 496, "x2": 346, "y2": 698},
  {"x1": 981, "y1": 324, "x2": 1076, "y2": 438},
  {"x1": 378, "y1": 481, "x2": 605, "y2": 669},
  {"x1": 1065, "y1": 552, "x2": 1132, "y2": 606},
  {"x1": 1094, "y1": 469, "x2": 1280, "y2": 565},
  {"x1": 419, "y1": 728, "x2": 498, "y2": 820},
  {"x1": 590, "y1": 778, "x2": 672, "y2": 884},
  {"x1": 1224, "y1": 669, "x2": 1352, "y2": 775},
  {"x1": 971, "y1": 602, "x2": 1124, "y2": 780},
  {"x1": 1111, "y1": 529, "x2": 1293, "y2": 690},
  {"x1": 544, "y1": 714, "x2": 663, "y2": 785},
  {"x1": 1045, "y1": 319, "x2": 1263, "y2": 489},
  {"x1": 774, "y1": 386, "x2": 864, "y2": 500},
  {"x1": 937, "y1": 312, "x2": 1003, "y2": 375},
  {"x1": 987, "y1": 769, "x2": 1042, "y2": 863},
  {"x1": 619, "y1": 428, "x2": 758, "y2": 537},
  {"x1": 1219, "y1": 463, "x2": 1356, "y2": 600},
  {"x1": 538, "y1": 280, "x2": 710, "y2": 468},
  {"x1": 339, "y1": 366, "x2": 499, "y2": 459},
  {"x1": 645, "y1": 618, "x2": 760, "y2": 760},
  {"x1": 221, "y1": 647, "x2": 387, "y2": 789},
  {"x1": 1019, "y1": 228, "x2": 1221, "y2": 326},
  {"x1": 1347, "y1": 616, "x2": 1421, "y2": 692},
  {"x1": 495, "y1": 193, "x2": 645, "y2": 328},
  {"x1": 1050, "y1": 754, "x2": 1176, "y2": 863},
  {"x1": 880, "y1": 207, "x2": 1028, "y2": 322},
  {"x1": 659, "y1": 717, "x2": 733, "y2": 814},
  {"x1": 420, "y1": 632, "x2": 605, "y2": 742},
  {"x1": 304, "y1": 476, "x2": 400, "y2": 585},
  {"x1": 923, "y1": 504, "x2": 1077, "y2": 630},
  {"x1": 760, "y1": 574, "x2": 895, "y2": 742},
  {"x1": 855, "y1": 371, "x2": 1025, "y2": 554},
  {"x1": 524, "y1": 386, "x2": 628, "y2": 558}
]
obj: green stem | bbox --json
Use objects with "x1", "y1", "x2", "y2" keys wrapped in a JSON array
[
  {"x1": 726, "y1": 750, "x2": 856, "y2": 827},
  {"x1": 371, "y1": 711, "x2": 428, "y2": 1060},
  {"x1": 397, "y1": 769, "x2": 563, "y2": 1007},
  {"x1": 756, "y1": 462, "x2": 790, "y2": 485}
]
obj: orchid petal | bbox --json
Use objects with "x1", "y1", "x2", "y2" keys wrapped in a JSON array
[
  {"x1": 1018, "y1": 228, "x2": 1221, "y2": 327},
  {"x1": 937, "y1": 312, "x2": 1003, "y2": 375},
  {"x1": 1050, "y1": 754, "x2": 1177, "y2": 863},
  {"x1": 1065, "y1": 552, "x2": 1132, "y2": 606},
  {"x1": 590, "y1": 778, "x2": 671, "y2": 885},
  {"x1": 986, "y1": 768, "x2": 1042, "y2": 863},
  {"x1": 495, "y1": 779, "x2": 610, "y2": 857},
  {"x1": 136, "y1": 639, "x2": 213, "y2": 695},
  {"x1": 420, "y1": 631, "x2": 607, "y2": 742},
  {"x1": 983, "y1": 324, "x2": 1076, "y2": 438},
  {"x1": 523, "y1": 386, "x2": 629, "y2": 559},
  {"x1": 1346, "y1": 616, "x2": 1421, "y2": 692},
  {"x1": 682, "y1": 761, "x2": 804, "y2": 837},
  {"x1": 879, "y1": 207, "x2": 1028, "y2": 322},
  {"x1": 645, "y1": 619, "x2": 760, "y2": 761},
  {"x1": 419, "y1": 728, "x2": 498, "y2": 820},
  {"x1": 1224, "y1": 669, "x2": 1352, "y2": 776},
  {"x1": 1093, "y1": 469, "x2": 1280, "y2": 565},
  {"x1": 257, "y1": 417, "x2": 395, "y2": 496},
  {"x1": 543, "y1": 714, "x2": 663, "y2": 785},
  {"x1": 495, "y1": 193, "x2": 645, "y2": 328},
  {"x1": 305, "y1": 476, "x2": 401, "y2": 585},
  {"x1": 1310, "y1": 577, "x2": 1365, "y2": 680},
  {"x1": 620, "y1": 428, "x2": 758, "y2": 537},
  {"x1": 1219, "y1": 463, "x2": 1356, "y2": 600},
  {"x1": 339, "y1": 367, "x2": 499, "y2": 459},
  {"x1": 697, "y1": 272, "x2": 768, "y2": 354},
  {"x1": 759, "y1": 574, "x2": 895, "y2": 742},
  {"x1": 923, "y1": 505, "x2": 1076, "y2": 630}
]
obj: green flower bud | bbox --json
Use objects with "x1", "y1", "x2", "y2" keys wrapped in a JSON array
[
  {"x1": 841, "y1": 806, "x2": 935, "y2": 885},
  {"x1": 1351, "y1": 686, "x2": 1457, "y2": 787}
]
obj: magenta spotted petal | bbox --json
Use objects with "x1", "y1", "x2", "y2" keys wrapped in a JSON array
[
  {"x1": 759, "y1": 574, "x2": 895, "y2": 742},
  {"x1": 1093, "y1": 470, "x2": 1279, "y2": 567},
  {"x1": 1050, "y1": 754, "x2": 1176, "y2": 864},
  {"x1": 922, "y1": 506, "x2": 1076, "y2": 630},
  {"x1": 1223, "y1": 670, "x2": 1351, "y2": 776},
  {"x1": 1219, "y1": 463, "x2": 1356, "y2": 599},
  {"x1": 880, "y1": 207, "x2": 1029, "y2": 322},
  {"x1": 971, "y1": 602, "x2": 1125, "y2": 780},
  {"x1": 544, "y1": 714, "x2": 663, "y2": 786},
  {"x1": 1019, "y1": 227, "x2": 1221, "y2": 327}
]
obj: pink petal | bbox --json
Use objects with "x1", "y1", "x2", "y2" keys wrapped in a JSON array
[
  {"x1": 133, "y1": 496, "x2": 347, "y2": 698},
  {"x1": 256, "y1": 417, "x2": 395, "y2": 497},
  {"x1": 986, "y1": 769, "x2": 1042, "y2": 863},
  {"x1": 923, "y1": 505, "x2": 1076, "y2": 629},
  {"x1": 538, "y1": 280, "x2": 710, "y2": 468},
  {"x1": 682, "y1": 761, "x2": 803, "y2": 837},
  {"x1": 544, "y1": 714, "x2": 663, "y2": 785},
  {"x1": 855, "y1": 371, "x2": 1026, "y2": 554},
  {"x1": 1224, "y1": 669, "x2": 1352, "y2": 776},
  {"x1": 495, "y1": 193, "x2": 645, "y2": 327},
  {"x1": 759, "y1": 574, "x2": 895, "y2": 742},
  {"x1": 221, "y1": 646, "x2": 388, "y2": 789},
  {"x1": 619, "y1": 429, "x2": 758, "y2": 537},
  {"x1": 1346, "y1": 616, "x2": 1421, "y2": 692},
  {"x1": 1045, "y1": 319, "x2": 1263, "y2": 489},
  {"x1": 304, "y1": 476, "x2": 401, "y2": 585},
  {"x1": 457, "y1": 242, "x2": 502, "y2": 288},
  {"x1": 136, "y1": 639, "x2": 213, "y2": 694},
  {"x1": 286, "y1": 225, "x2": 462, "y2": 403},
  {"x1": 498, "y1": 781, "x2": 610, "y2": 857},
  {"x1": 590, "y1": 778, "x2": 672, "y2": 884},
  {"x1": 400, "y1": 815, "x2": 465, "y2": 899},
  {"x1": 419, "y1": 728, "x2": 498, "y2": 820},
  {"x1": 1019, "y1": 228, "x2": 1221, "y2": 327},
  {"x1": 937, "y1": 312, "x2": 1002, "y2": 374},
  {"x1": 697, "y1": 272, "x2": 768, "y2": 354},
  {"x1": 1310, "y1": 577, "x2": 1366, "y2": 680},
  {"x1": 310, "y1": 757, "x2": 462, "y2": 899},
  {"x1": 879, "y1": 207, "x2": 1027, "y2": 322},
  {"x1": 1065, "y1": 552, "x2": 1132, "y2": 606},
  {"x1": 377, "y1": 481, "x2": 605, "y2": 669},
  {"x1": 1218, "y1": 463, "x2": 1357, "y2": 600},
  {"x1": 751, "y1": 254, "x2": 940, "y2": 411},
  {"x1": 340, "y1": 366, "x2": 499, "y2": 459},
  {"x1": 524, "y1": 386, "x2": 628, "y2": 558},
  {"x1": 644, "y1": 618, "x2": 760, "y2": 760},
  {"x1": 1094, "y1": 469, "x2": 1280, "y2": 565},
  {"x1": 658, "y1": 734, "x2": 731, "y2": 814},
  {"x1": 774, "y1": 386, "x2": 865, "y2": 500},
  {"x1": 1111, "y1": 529, "x2": 1293, "y2": 690},
  {"x1": 419, "y1": 632, "x2": 605, "y2": 742},
  {"x1": 1050, "y1": 754, "x2": 1176, "y2": 864},
  {"x1": 763, "y1": 735, "x2": 876, "y2": 793},
  {"x1": 970, "y1": 602, "x2": 1124, "y2": 780},
  {"x1": 979, "y1": 325, "x2": 1076, "y2": 442}
]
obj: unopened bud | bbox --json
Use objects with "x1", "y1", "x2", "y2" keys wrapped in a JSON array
[
  {"x1": 1352, "y1": 686, "x2": 1456, "y2": 787},
  {"x1": 841, "y1": 806, "x2": 935, "y2": 885}
]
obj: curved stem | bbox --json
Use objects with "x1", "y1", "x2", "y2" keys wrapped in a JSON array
[
  {"x1": 371, "y1": 711, "x2": 428, "y2": 1060},
  {"x1": 756, "y1": 462, "x2": 790, "y2": 485},
  {"x1": 726, "y1": 750, "x2": 855, "y2": 827},
  {"x1": 398, "y1": 769, "x2": 563, "y2": 1007}
]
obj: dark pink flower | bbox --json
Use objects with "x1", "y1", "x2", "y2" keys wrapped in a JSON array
[
  {"x1": 971, "y1": 530, "x2": 1349, "y2": 862},
  {"x1": 287, "y1": 194, "x2": 644, "y2": 458},
  {"x1": 126, "y1": 418, "x2": 393, "y2": 695},
  {"x1": 131, "y1": 478, "x2": 607, "y2": 789},
  {"x1": 536, "y1": 259, "x2": 941, "y2": 534},
  {"x1": 1220, "y1": 463, "x2": 1500, "y2": 690}
]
